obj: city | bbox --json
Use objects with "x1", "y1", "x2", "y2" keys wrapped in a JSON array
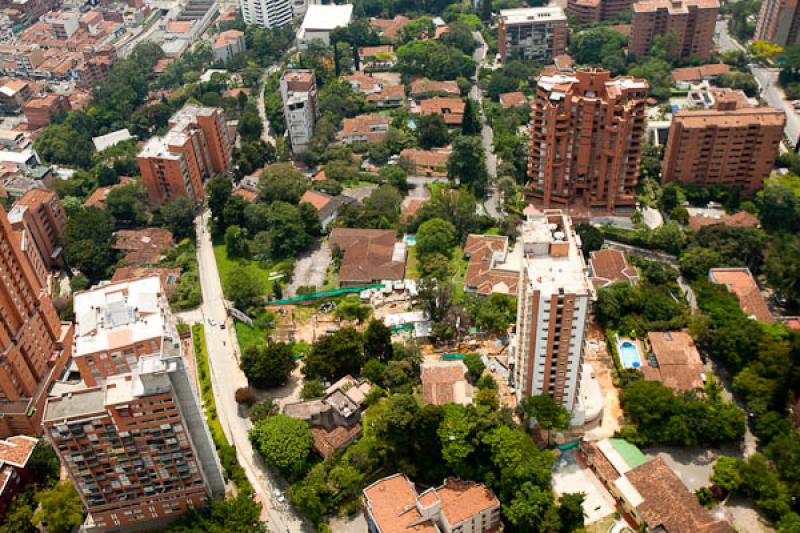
[{"x1": 0, "y1": 0, "x2": 797, "y2": 531}]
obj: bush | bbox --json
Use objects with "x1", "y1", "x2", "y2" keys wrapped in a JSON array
[{"x1": 235, "y1": 387, "x2": 256, "y2": 405}]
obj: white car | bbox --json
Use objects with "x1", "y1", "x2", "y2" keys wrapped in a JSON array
[{"x1": 208, "y1": 318, "x2": 216, "y2": 327}]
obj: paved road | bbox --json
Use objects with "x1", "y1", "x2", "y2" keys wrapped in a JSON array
[
  {"x1": 194, "y1": 211, "x2": 309, "y2": 533},
  {"x1": 286, "y1": 241, "x2": 331, "y2": 297},
  {"x1": 752, "y1": 66, "x2": 800, "y2": 147},
  {"x1": 257, "y1": 66, "x2": 280, "y2": 145},
  {"x1": 714, "y1": 18, "x2": 745, "y2": 54}
]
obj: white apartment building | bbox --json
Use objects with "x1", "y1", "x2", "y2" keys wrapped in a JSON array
[
  {"x1": 513, "y1": 210, "x2": 593, "y2": 415},
  {"x1": 296, "y1": 3, "x2": 353, "y2": 48},
  {"x1": 280, "y1": 69, "x2": 320, "y2": 153},
  {"x1": 238, "y1": 0, "x2": 292, "y2": 28}
]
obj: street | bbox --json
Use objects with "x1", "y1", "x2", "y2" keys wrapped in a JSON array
[
  {"x1": 471, "y1": 31, "x2": 502, "y2": 220},
  {"x1": 194, "y1": 210, "x2": 310, "y2": 533}
]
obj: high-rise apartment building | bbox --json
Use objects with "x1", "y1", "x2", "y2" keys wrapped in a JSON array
[
  {"x1": 72, "y1": 276, "x2": 181, "y2": 387},
  {"x1": 8, "y1": 189, "x2": 67, "y2": 270},
  {"x1": 567, "y1": 0, "x2": 634, "y2": 24},
  {"x1": 44, "y1": 276, "x2": 225, "y2": 531},
  {"x1": 755, "y1": 0, "x2": 800, "y2": 46},
  {"x1": 238, "y1": 0, "x2": 292, "y2": 29},
  {"x1": 527, "y1": 68, "x2": 648, "y2": 211},
  {"x1": 661, "y1": 104, "x2": 785, "y2": 195},
  {"x1": 0, "y1": 205, "x2": 72, "y2": 439},
  {"x1": 513, "y1": 210, "x2": 592, "y2": 414},
  {"x1": 630, "y1": 0, "x2": 719, "y2": 61},
  {"x1": 280, "y1": 69, "x2": 320, "y2": 153},
  {"x1": 137, "y1": 105, "x2": 231, "y2": 206},
  {"x1": 497, "y1": 7, "x2": 568, "y2": 63}
]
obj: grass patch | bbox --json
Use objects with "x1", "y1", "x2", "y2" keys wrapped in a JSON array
[
  {"x1": 765, "y1": 172, "x2": 800, "y2": 196},
  {"x1": 213, "y1": 243, "x2": 294, "y2": 298},
  {"x1": 450, "y1": 246, "x2": 468, "y2": 301},
  {"x1": 405, "y1": 245, "x2": 420, "y2": 279},
  {"x1": 235, "y1": 320, "x2": 269, "y2": 352},
  {"x1": 192, "y1": 324, "x2": 252, "y2": 493}
]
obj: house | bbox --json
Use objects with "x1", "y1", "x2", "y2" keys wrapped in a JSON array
[
  {"x1": 463, "y1": 234, "x2": 520, "y2": 296},
  {"x1": 299, "y1": 189, "x2": 352, "y2": 229},
  {"x1": 344, "y1": 72, "x2": 383, "y2": 95},
  {"x1": 399, "y1": 148, "x2": 450, "y2": 177},
  {"x1": 233, "y1": 174, "x2": 259, "y2": 202},
  {"x1": 554, "y1": 54, "x2": 575, "y2": 72},
  {"x1": 0, "y1": 435, "x2": 38, "y2": 520},
  {"x1": 421, "y1": 361, "x2": 472, "y2": 406},
  {"x1": 499, "y1": 91, "x2": 527, "y2": 109},
  {"x1": 364, "y1": 474, "x2": 501, "y2": 533},
  {"x1": 589, "y1": 249, "x2": 639, "y2": 288},
  {"x1": 581, "y1": 439, "x2": 734, "y2": 533},
  {"x1": 418, "y1": 97, "x2": 465, "y2": 127},
  {"x1": 410, "y1": 78, "x2": 460, "y2": 98},
  {"x1": 111, "y1": 266, "x2": 182, "y2": 298},
  {"x1": 366, "y1": 84, "x2": 405, "y2": 107},
  {"x1": 369, "y1": 15, "x2": 410, "y2": 40},
  {"x1": 688, "y1": 210, "x2": 759, "y2": 231},
  {"x1": 709, "y1": 267, "x2": 773, "y2": 323},
  {"x1": 284, "y1": 376, "x2": 371, "y2": 457},
  {"x1": 337, "y1": 113, "x2": 390, "y2": 144},
  {"x1": 212, "y1": 29, "x2": 245, "y2": 63},
  {"x1": 113, "y1": 227, "x2": 174, "y2": 265},
  {"x1": 359, "y1": 45, "x2": 396, "y2": 70},
  {"x1": 671, "y1": 63, "x2": 730, "y2": 89},
  {"x1": 329, "y1": 228, "x2": 406, "y2": 286},
  {"x1": 83, "y1": 177, "x2": 134, "y2": 209},
  {"x1": 640, "y1": 331, "x2": 706, "y2": 392}
]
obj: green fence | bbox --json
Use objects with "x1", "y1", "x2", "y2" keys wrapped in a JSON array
[{"x1": 269, "y1": 284, "x2": 384, "y2": 305}]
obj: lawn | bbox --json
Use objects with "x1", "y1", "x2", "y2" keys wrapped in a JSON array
[
  {"x1": 213, "y1": 243, "x2": 294, "y2": 297},
  {"x1": 235, "y1": 319, "x2": 269, "y2": 352},
  {"x1": 450, "y1": 246, "x2": 468, "y2": 301},
  {"x1": 405, "y1": 245, "x2": 420, "y2": 279}
]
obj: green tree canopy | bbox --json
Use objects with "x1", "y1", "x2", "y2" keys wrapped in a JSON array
[
  {"x1": 250, "y1": 415, "x2": 313, "y2": 479},
  {"x1": 241, "y1": 342, "x2": 296, "y2": 388}
]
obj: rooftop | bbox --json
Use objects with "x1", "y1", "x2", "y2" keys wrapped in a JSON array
[
  {"x1": 113, "y1": 227, "x2": 174, "y2": 264},
  {"x1": 709, "y1": 268, "x2": 773, "y2": 323},
  {"x1": 300, "y1": 3, "x2": 353, "y2": 32},
  {"x1": 400, "y1": 148, "x2": 451, "y2": 167},
  {"x1": 671, "y1": 63, "x2": 730, "y2": 83},
  {"x1": 463, "y1": 234, "x2": 520, "y2": 295},
  {"x1": 329, "y1": 228, "x2": 406, "y2": 283},
  {"x1": 589, "y1": 248, "x2": 639, "y2": 288},
  {"x1": 92, "y1": 128, "x2": 133, "y2": 152},
  {"x1": 688, "y1": 210, "x2": 759, "y2": 231},
  {"x1": 420, "y1": 361, "x2": 472, "y2": 405},
  {"x1": 44, "y1": 387, "x2": 106, "y2": 421},
  {"x1": 673, "y1": 106, "x2": 785, "y2": 129},
  {"x1": 410, "y1": 78, "x2": 460, "y2": 97},
  {"x1": 498, "y1": 6, "x2": 567, "y2": 23},
  {"x1": 642, "y1": 331, "x2": 705, "y2": 392},
  {"x1": 0, "y1": 435, "x2": 37, "y2": 468},
  {"x1": 499, "y1": 91, "x2": 527, "y2": 108},
  {"x1": 633, "y1": 0, "x2": 720, "y2": 13}
]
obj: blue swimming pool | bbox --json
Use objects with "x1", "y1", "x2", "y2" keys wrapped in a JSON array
[{"x1": 619, "y1": 340, "x2": 642, "y2": 368}]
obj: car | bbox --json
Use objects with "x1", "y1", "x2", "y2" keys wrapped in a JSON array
[
  {"x1": 220, "y1": 323, "x2": 226, "y2": 329},
  {"x1": 209, "y1": 318, "x2": 216, "y2": 326}
]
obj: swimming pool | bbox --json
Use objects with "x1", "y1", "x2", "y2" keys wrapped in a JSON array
[{"x1": 618, "y1": 340, "x2": 643, "y2": 369}]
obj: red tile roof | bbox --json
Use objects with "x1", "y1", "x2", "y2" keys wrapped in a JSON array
[
  {"x1": 688, "y1": 210, "x2": 759, "y2": 231},
  {"x1": 419, "y1": 97, "x2": 465, "y2": 126},
  {"x1": 643, "y1": 331, "x2": 705, "y2": 392},
  {"x1": 300, "y1": 189, "x2": 332, "y2": 211},
  {"x1": 590, "y1": 249, "x2": 639, "y2": 288},
  {"x1": 310, "y1": 424, "x2": 362, "y2": 458},
  {"x1": 369, "y1": 16, "x2": 411, "y2": 39},
  {"x1": 364, "y1": 474, "x2": 438, "y2": 533},
  {"x1": 113, "y1": 228, "x2": 174, "y2": 265},
  {"x1": 366, "y1": 83, "x2": 405, "y2": 102},
  {"x1": 499, "y1": 91, "x2": 527, "y2": 108},
  {"x1": 410, "y1": 78, "x2": 460, "y2": 97},
  {"x1": 671, "y1": 63, "x2": 731, "y2": 83},
  {"x1": 0, "y1": 435, "x2": 37, "y2": 468},
  {"x1": 399, "y1": 148, "x2": 450, "y2": 169},
  {"x1": 421, "y1": 361, "x2": 470, "y2": 405},
  {"x1": 83, "y1": 177, "x2": 133, "y2": 209},
  {"x1": 329, "y1": 228, "x2": 405, "y2": 283},
  {"x1": 359, "y1": 45, "x2": 394, "y2": 58},
  {"x1": 338, "y1": 113, "x2": 390, "y2": 143},
  {"x1": 709, "y1": 268, "x2": 773, "y2": 323},
  {"x1": 438, "y1": 478, "x2": 500, "y2": 527},
  {"x1": 463, "y1": 234, "x2": 518, "y2": 295}
]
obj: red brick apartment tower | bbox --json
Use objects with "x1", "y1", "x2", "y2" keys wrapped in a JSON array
[
  {"x1": 8, "y1": 189, "x2": 67, "y2": 269},
  {"x1": 0, "y1": 205, "x2": 72, "y2": 438},
  {"x1": 138, "y1": 105, "x2": 231, "y2": 206},
  {"x1": 661, "y1": 105, "x2": 785, "y2": 195},
  {"x1": 527, "y1": 68, "x2": 648, "y2": 211},
  {"x1": 630, "y1": 0, "x2": 719, "y2": 61},
  {"x1": 567, "y1": 0, "x2": 635, "y2": 24},
  {"x1": 755, "y1": 0, "x2": 800, "y2": 46}
]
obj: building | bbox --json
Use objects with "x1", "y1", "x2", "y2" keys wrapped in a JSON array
[
  {"x1": 671, "y1": 63, "x2": 730, "y2": 88},
  {"x1": 463, "y1": 234, "x2": 520, "y2": 296},
  {"x1": 359, "y1": 45, "x2": 396, "y2": 70},
  {"x1": 513, "y1": 210, "x2": 593, "y2": 414},
  {"x1": 92, "y1": 129, "x2": 134, "y2": 152},
  {"x1": 337, "y1": 113, "x2": 390, "y2": 144},
  {"x1": 399, "y1": 148, "x2": 450, "y2": 177},
  {"x1": 297, "y1": 3, "x2": 353, "y2": 48},
  {"x1": 661, "y1": 106, "x2": 784, "y2": 196},
  {"x1": 113, "y1": 227, "x2": 175, "y2": 265},
  {"x1": 280, "y1": 69, "x2": 320, "y2": 153},
  {"x1": 0, "y1": 205, "x2": 72, "y2": 438},
  {"x1": 630, "y1": 0, "x2": 719, "y2": 61},
  {"x1": 83, "y1": 177, "x2": 134, "y2": 209},
  {"x1": 567, "y1": 0, "x2": 634, "y2": 24},
  {"x1": 581, "y1": 439, "x2": 734, "y2": 532},
  {"x1": 641, "y1": 331, "x2": 706, "y2": 392},
  {"x1": 755, "y1": 0, "x2": 800, "y2": 46},
  {"x1": 44, "y1": 347, "x2": 226, "y2": 531},
  {"x1": 420, "y1": 361, "x2": 473, "y2": 406},
  {"x1": 212, "y1": 29, "x2": 246, "y2": 62},
  {"x1": 688, "y1": 210, "x2": 759, "y2": 231},
  {"x1": 369, "y1": 15, "x2": 410, "y2": 40},
  {"x1": 71, "y1": 276, "x2": 184, "y2": 387},
  {"x1": 299, "y1": 189, "x2": 352, "y2": 229},
  {"x1": 238, "y1": 0, "x2": 291, "y2": 28},
  {"x1": 418, "y1": 97, "x2": 465, "y2": 128},
  {"x1": 527, "y1": 69, "x2": 648, "y2": 211},
  {"x1": 111, "y1": 266, "x2": 182, "y2": 299},
  {"x1": 589, "y1": 248, "x2": 639, "y2": 288},
  {"x1": 410, "y1": 78, "x2": 460, "y2": 98},
  {"x1": 0, "y1": 435, "x2": 38, "y2": 520},
  {"x1": 709, "y1": 267, "x2": 773, "y2": 323},
  {"x1": 328, "y1": 228, "x2": 406, "y2": 286},
  {"x1": 284, "y1": 375, "x2": 371, "y2": 457},
  {"x1": 499, "y1": 91, "x2": 527, "y2": 108},
  {"x1": 7, "y1": 189, "x2": 66, "y2": 270},
  {"x1": 22, "y1": 94, "x2": 70, "y2": 129},
  {"x1": 364, "y1": 474, "x2": 501, "y2": 533},
  {"x1": 0, "y1": 80, "x2": 32, "y2": 113},
  {"x1": 497, "y1": 7, "x2": 568, "y2": 63},
  {"x1": 137, "y1": 104, "x2": 231, "y2": 205}
]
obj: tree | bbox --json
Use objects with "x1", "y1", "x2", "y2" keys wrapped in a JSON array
[
  {"x1": 302, "y1": 327, "x2": 365, "y2": 381},
  {"x1": 396, "y1": 40, "x2": 476, "y2": 80},
  {"x1": 161, "y1": 197, "x2": 197, "y2": 241},
  {"x1": 250, "y1": 415, "x2": 313, "y2": 479},
  {"x1": 224, "y1": 225, "x2": 249, "y2": 258},
  {"x1": 27, "y1": 441, "x2": 61, "y2": 487},
  {"x1": 416, "y1": 218, "x2": 457, "y2": 259},
  {"x1": 504, "y1": 482, "x2": 560, "y2": 533},
  {"x1": 558, "y1": 493, "x2": 586, "y2": 533},
  {"x1": 462, "y1": 98, "x2": 481, "y2": 136},
  {"x1": 33, "y1": 482, "x2": 84, "y2": 533},
  {"x1": 250, "y1": 397, "x2": 278, "y2": 422},
  {"x1": 34, "y1": 122, "x2": 95, "y2": 167},
  {"x1": 363, "y1": 359, "x2": 387, "y2": 384},
  {"x1": 301, "y1": 379, "x2": 325, "y2": 399},
  {"x1": 265, "y1": 201, "x2": 313, "y2": 258},
  {"x1": 417, "y1": 113, "x2": 450, "y2": 149},
  {"x1": 257, "y1": 163, "x2": 309, "y2": 203},
  {"x1": 241, "y1": 342, "x2": 296, "y2": 388},
  {"x1": 106, "y1": 182, "x2": 149, "y2": 228},
  {"x1": 575, "y1": 223, "x2": 603, "y2": 257},
  {"x1": 659, "y1": 182, "x2": 683, "y2": 212},
  {"x1": 760, "y1": 184, "x2": 800, "y2": 233},
  {"x1": 468, "y1": 293, "x2": 517, "y2": 334},
  {"x1": 379, "y1": 166, "x2": 409, "y2": 191},
  {"x1": 766, "y1": 234, "x2": 800, "y2": 310},
  {"x1": 63, "y1": 207, "x2": 116, "y2": 282},
  {"x1": 751, "y1": 40, "x2": 784, "y2": 62},
  {"x1": 448, "y1": 136, "x2": 489, "y2": 197},
  {"x1": 1, "y1": 497, "x2": 34, "y2": 533},
  {"x1": 168, "y1": 490, "x2": 267, "y2": 532},
  {"x1": 237, "y1": 102, "x2": 263, "y2": 141},
  {"x1": 207, "y1": 176, "x2": 233, "y2": 223},
  {"x1": 463, "y1": 353, "x2": 485, "y2": 381},
  {"x1": 224, "y1": 265, "x2": 265, "y2": 309},
  {"x1": 570, "y1": 27, "x2": 627, "y2": 73},
  {"x1": 364, "y1": 319, "x2": 393, "y2": 362},
  {"x1": 711, "y1": 455, "x2": 744, "y2": 493},
  {"x1": 680, "y1": 245, "x2": 725, "y2": 280},
  {"x1": 523, "y1": 394, "x2": 571, "y2": 443}
]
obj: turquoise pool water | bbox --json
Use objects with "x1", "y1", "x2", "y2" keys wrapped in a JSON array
[
  {"x1": 406, "y1": 235, "x2": 417, "y2": 246},
  {"x1": 619, "y1": 340, "x2": 642, "y2": 368}
]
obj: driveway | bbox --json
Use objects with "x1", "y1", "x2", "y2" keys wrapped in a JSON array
[
  {"x1": 286, "y1": 240, "x2": 331, "y2": 297},
  {"x1": 343, "y1": 184, "x2": 377, "y2": 203},
  {"x1": 329, "y1": 513, "x2": 368, "y2": 533},
  {"x1": 552, "y1": 453, "x2": 616, "y2": 525}
]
